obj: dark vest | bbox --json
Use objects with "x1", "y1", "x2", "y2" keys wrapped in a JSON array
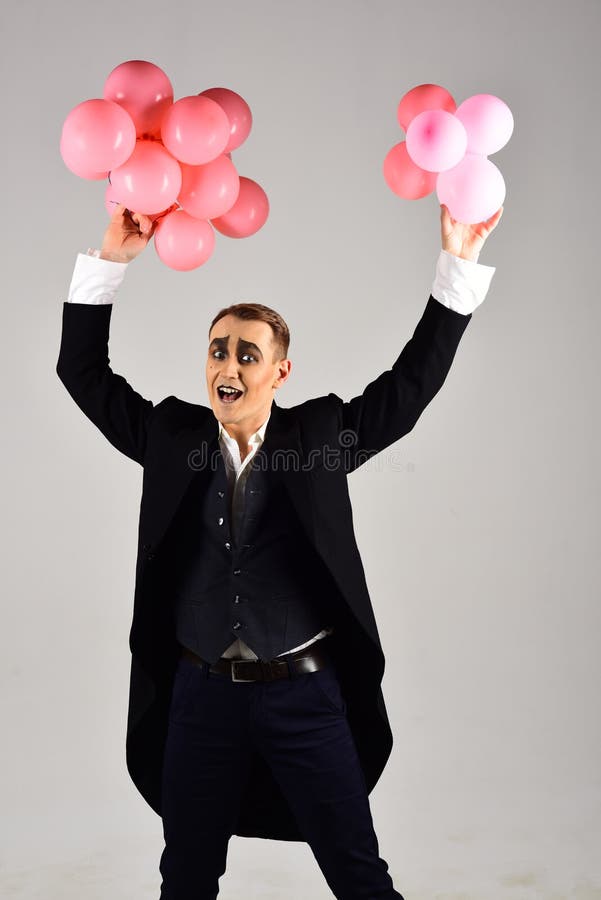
[{"x1": 159, "y1": 441, "x2": 337, "y2": 664}]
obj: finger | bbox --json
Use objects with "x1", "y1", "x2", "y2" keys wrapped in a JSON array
[
  {"x1": 486, "y1": 206, "x2": 503, "y2": 226},
  {"x1": 443, "y1": 204, "x2": 458, "y2": 225},
  {"x1": 440, "y1": 203, "x2": 455, "y2": 233},
  {"x1": 129, "y1": 210, "x2": 152, "y2": 234}
]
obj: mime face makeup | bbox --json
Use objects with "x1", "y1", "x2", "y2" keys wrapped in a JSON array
[{"x1": 206, "y1": 313, "x2": 291, "y2": 446}]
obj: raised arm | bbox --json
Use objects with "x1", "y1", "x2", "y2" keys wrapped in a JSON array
[
  {"x1": 56, "y1": 205, "x2": 159, "y2": 466},
  {"x1": 330, "y1": 204, "x2": 503, "y2": 474}
]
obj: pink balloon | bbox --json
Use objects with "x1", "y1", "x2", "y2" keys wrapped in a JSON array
[
  {"x1": 383, "y1": 141, "x2": 437, "y2": 199},
  {"x1": 104, "y1": 180, "x2": 179, "y2": 221},
  {"x1": 161, "y1": 95, "x2": 230, "y2": 165},
  {"x1": 108, "y1": 139, "x2": 182, "y2": 214},
  {"x1": 154, "y1": 209, "x2": 216, "y2": 271},
  {"x1": 397, "y1": 83, "x2": 456, "y2": 132},
  {"x1": 454, "y1": 93, "x2": 514, "y2": 156},
  {"x1": 76, "y1": 165, "x2": 109, "y2": 181},
  {"x1": 406, "y1": 109, "x2": 468, "y2": 173},
  {"x1": 198, "y1": 87, "x2": 253, "y2": 153},
  {"x1": 210, "y1": 176, "x2": 269, "y2": 238},
  {"x1": 436, "y1": 153, "x2": 506, "y2": 224},
  {"x1": 179, "y1": 154, "x2": 240, "y2": 220},
  {"x1": 104, "y1": 180, "x2": 122, "y2": 216},
  {"x1": 151, "y1": 202, "x2": 181, "y2": 223},
  {"x1": 103, "y1": 59, "x2": 174, "y2": 140},
  {"x1": 60, "y1": 99, "x2": 136, "y2": 176}
]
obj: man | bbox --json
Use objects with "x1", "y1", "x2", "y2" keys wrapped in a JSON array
[{"x1": 56, "y1": 200, "x2": 502, "y2": 899}]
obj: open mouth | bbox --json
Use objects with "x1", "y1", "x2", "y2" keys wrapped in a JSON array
[{"x1": 217, "y1": 386, "x2": 244, "y2": 404}]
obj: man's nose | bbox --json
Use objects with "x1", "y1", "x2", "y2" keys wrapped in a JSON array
[{"x1": 222, "y1": 357, "x2": 240, "y2": 378}]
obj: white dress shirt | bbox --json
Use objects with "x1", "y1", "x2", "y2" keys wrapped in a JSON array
[
  {"x1": 69, "y1": 247, "x2": 496, "y2": 314},
  {"x1": 65, "y1": 247, "x2": 496, "y2": 659}
]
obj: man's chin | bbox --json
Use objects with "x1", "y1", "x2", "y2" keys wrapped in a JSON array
[{"x1": 213, "y1": 403, "x2": 243, "y2": 423}]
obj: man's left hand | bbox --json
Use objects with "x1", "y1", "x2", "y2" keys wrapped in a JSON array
[{"x1": 440, "y1": 203, "x2": 504, "y2": 262}]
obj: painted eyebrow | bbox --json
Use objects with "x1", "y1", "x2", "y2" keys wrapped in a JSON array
[{"x1": 209, "y1": 336, "x2": 264, "y2": 359}]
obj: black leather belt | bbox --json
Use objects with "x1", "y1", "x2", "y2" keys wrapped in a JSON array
[{"x1": 180, "y1": 640, "x2": 332, "y2": 682}]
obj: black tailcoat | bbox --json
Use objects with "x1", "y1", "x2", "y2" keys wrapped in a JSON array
[{"x1": 56, "y1": 293, "x2": 471, "y2": 841}]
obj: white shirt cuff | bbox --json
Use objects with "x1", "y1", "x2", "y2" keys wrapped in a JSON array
[
  {"x1": 66, "y1": 250, "x2": 128, "y2": 304},
  {"x1": 431, "y1": 248, "x2": 496, "y2": 315}
]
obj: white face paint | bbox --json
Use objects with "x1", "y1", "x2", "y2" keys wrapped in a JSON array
[{"x1": 206, "y1": 313, "x2": 292, "y2": 444}]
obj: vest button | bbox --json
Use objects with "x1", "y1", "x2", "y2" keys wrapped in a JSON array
[
  {"x1": 233, "y1": 568, "x2": 241, "y2": 575},
  {"x1": 234, "y1": 596, "x2": 240, "y2": 604},
  {"x1": 218, "y1": 517, "x2": 224, "y2": 525},
  {"x1": 218, "y1": 490, "x2": 225, "y2": 498},
  {"x1": 233, "y1": 621, "x2": 242, "y2": 630},
  {"x1": 225, "y1": 541, "x2": 231, "y2": 550},
  {"x1": 142, "y1": 542, "x2": 151, "y2": 552}
]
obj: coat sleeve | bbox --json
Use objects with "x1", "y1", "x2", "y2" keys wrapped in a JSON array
[
  {"x1": 328, "y1": 295, "x2": 472, "y2": 474},
  {"x1": 56, "y1": 301, "x2": 154, "y2": 466}
]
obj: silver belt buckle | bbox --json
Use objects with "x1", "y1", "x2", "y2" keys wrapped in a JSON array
[{"x1": 231, "y1": 659, "x2": 257, "y2": 682}]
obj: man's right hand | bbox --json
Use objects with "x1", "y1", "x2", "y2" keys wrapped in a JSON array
[{"x1": 100, "y1": 203, "x2": 157, "y2": 263}]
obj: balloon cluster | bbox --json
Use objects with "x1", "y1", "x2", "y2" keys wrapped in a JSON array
[
  {"x1": 60, "y1": 59, "x2": 269, "y2": 271},
  {"x1": 383, "y1": 83, "x2": 513, "y2": 224}
]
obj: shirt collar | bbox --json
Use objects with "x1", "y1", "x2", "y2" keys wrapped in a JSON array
[{"x1": 217, "y1": 409, "x2": 271, "y2": 447}]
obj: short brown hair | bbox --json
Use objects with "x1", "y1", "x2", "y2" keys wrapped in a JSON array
[{"x1": 208, "y1": 302, "x2": 290, "y2": 363}]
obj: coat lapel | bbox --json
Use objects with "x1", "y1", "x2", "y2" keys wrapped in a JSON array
[
  {"x1": 258, "y1": 400, "x2": 316, "y2": 546},
  {"x1": 142, "y1": 398, "x2": 315, "y2": 556}
]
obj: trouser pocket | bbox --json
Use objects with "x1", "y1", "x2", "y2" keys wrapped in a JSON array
[{"x1": 309, "y1": 663, "x2": 347, "y2": 715}]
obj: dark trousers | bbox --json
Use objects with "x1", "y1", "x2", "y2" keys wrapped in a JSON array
[{"x1": 159, "y1": 650, "x2": 404, "y2": 899}]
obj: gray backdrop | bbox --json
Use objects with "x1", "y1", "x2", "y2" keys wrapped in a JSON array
[{"x1": 2, "y1": 0, "x2": 600, "y2": 897}]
